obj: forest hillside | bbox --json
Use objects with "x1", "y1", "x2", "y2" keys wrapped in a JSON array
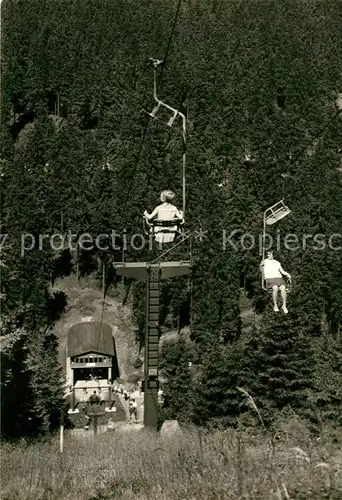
[{"x1": 1, "y1": 0, "x2": 342, "y2": 438}]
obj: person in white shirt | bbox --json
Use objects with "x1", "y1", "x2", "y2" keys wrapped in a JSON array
[
  {"x1": 143, "y1": 190, "x2": 184, "y2": 243},
  {"x1": 260, "y1": 251, "x2": 291, "y2": 313},
  {"x1": 107, "y1": 418, "x2": 115, "y2": 431},
  {"x1": 158, "y1": 389, "x2": 164, "y2": 404},
  {"x1": 129, "y1": 398, "x2": 138, "y2": 421}
]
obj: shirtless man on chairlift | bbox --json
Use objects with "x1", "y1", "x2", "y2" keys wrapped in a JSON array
[
  {"x1": 260, "y1": 251, "x2": 291, "y2": 314},
  {"x1": 143, "y1": 190, "x2": 184, "y2": 244}
]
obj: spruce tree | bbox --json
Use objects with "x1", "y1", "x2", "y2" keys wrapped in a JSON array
[
  {"x1": 239, "y1": 313, "x2": 316, "y2": 425},
  {"x1": 192, "y1": 340, "x2": 244, "y2": 427},
  {"x1": 312, "y1": 334, "x2": 342, "y2": 426},
  {"x1": 159, "y1": 336, "x2": 194, "y2": 423}
]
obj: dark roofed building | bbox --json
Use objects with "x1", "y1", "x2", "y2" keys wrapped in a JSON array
[
  {"x1": 66, "y1": 321, "x2": 119, "y2": 410},
  {"x1": 68, "y1": 321, "x2": 115, "y2": 358}
]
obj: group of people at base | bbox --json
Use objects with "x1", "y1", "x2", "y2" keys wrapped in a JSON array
[
  {"x1": 128, "y1": 399, "x2": 138, "y2": 421},
  {"x1": 112, "y1": 382, "x2": 139, "y2": 422}
]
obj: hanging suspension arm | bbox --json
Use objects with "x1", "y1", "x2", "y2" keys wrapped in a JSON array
[
  {"x1": 148, "y1": 58, "x2": 187, "y2": 215},
  {"x1": 149, "y1": 59, "x2": 186, "y2": 132}
]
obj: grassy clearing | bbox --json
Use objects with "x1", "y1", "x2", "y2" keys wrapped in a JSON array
[{"x1": 1, "y1": 420, "x2": 342, "y2": 500}]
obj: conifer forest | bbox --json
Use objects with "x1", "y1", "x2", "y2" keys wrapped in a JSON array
[{"x1": 1, "y1": 0, "x2": 342, "y2": 450}]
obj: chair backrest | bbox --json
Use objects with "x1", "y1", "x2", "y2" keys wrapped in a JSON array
[
  {"x1": 143, "y1": 216, "x2": 184, "y2": 236},
  {"x1": 151, "y1": 218, "x2": 183, "y2": 227}
]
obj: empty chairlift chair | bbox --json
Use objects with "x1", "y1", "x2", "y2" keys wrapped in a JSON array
[{"x1": 264, "y1": 199, "x2": 291, "y2": 226}]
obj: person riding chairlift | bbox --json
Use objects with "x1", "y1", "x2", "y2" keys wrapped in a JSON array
[
  {"x1": 260, "y1": 251, "x2": 291, "y2": 314},
  {"x1": 143, "y1": 190, "x2": 184, "y2": 243}
]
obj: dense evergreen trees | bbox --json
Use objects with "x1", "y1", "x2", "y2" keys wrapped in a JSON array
[
  {"x1": 239, "y1": 314, "x2": 316, "y2": 424},
  {"x1": 1, "y1": 0, "x2": 341, "y2": 436}
]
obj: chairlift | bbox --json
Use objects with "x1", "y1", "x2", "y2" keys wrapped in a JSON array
[
  {"x1": 142, "y1": 59, "x2": 187, "y2": 243},
  {"x1": 261, "y1": 174, "x2": 292, "y2": 293},
  {"x1": 264, "y1": 199, "x2": 291, "y2": 226}
]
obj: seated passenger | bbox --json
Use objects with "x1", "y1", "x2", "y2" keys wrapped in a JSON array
[
  {"x1": 260, "y1": 251, "x2": 291, "y2": 314},
  {"x1": 143, "y1": 190, "x2": 184, "y2": 243}
]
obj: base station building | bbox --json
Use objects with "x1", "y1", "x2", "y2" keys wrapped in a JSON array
[{"x1": 66, "y1": 321, "x2": 119, "y2": 409}]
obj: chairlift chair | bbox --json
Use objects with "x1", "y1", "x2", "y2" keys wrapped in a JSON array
[
  {"x1": 144, "y1": 58, "x2": 187, "y2": 229},
  {"x1": 264, "y1": 199, "x2": 291, "y2": 226},
  {"x1": 149, "y1": 100, "x2": 181, "y2": 128},
  {"x1": 261, "y1": 273, "x2": 292, "y2": 293}
]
